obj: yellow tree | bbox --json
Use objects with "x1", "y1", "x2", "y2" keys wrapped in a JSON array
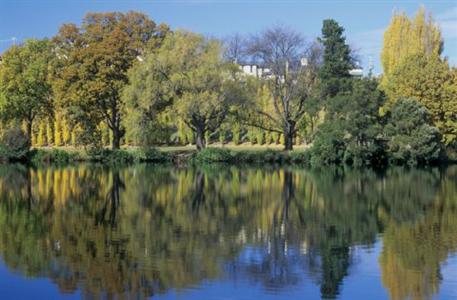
[
  {"x1": 384, "y1": 54, "x2": 457, "y2": 145},
  {"x1": 381, "y1": 7, "x2": 443, "y2": 90}
]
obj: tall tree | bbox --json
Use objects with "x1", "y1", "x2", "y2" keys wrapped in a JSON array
[
  {"x1": 124, "y1": 31, "x2": 244, "y2": 150},
  {"x1": 243, "y1": 26, "x2": 321, "y2": 150},
  {"x1": 381, "y1": 7, "x2": 443, "y2": 91},
  {"x1": 0, "y1": 39, "x2": 53, "y2": 147},
  {"x1": 384, "y1": 54, "x2": 457, "y2": 145},
  {"x1": 318, "y1": 19, "x2": 353, "y2": 99},
  {"x1": 311, "y1": 79, "x2": 386, "y2": 166},
  {"x1": 53, "y1": 12, "x2": 169, "y2": 149}
]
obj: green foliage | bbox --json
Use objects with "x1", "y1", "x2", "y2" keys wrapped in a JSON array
[
  {"x1": 231, "y1": 122, "x2": 242, "y2": 145},
  {"x1": 193, "y1": 148, "x2": 232, "y2": 163},
  {"x1": 30, "y1": 149, "x2": 78, "y2": 164},
  {"x1": 0, "y1": 39, "x2": 53, "y2": 144},
  {"x1": 137, "y1": 148, "x2": 171, "y2": 163},
  {"x1": 53, "y1": 12, "x2": 169, "y2": 149},
  {"x1": 310, "y1": 122, "x2": 346, "y2": 167},
  {"x1": 0, "y1": 127, "x2": 30, "y2": 161},
  {"x1": 311, "y1": 79, "x2": 386, "y2": 167},
  {"x1": 288, "y1": 150, "x2": 311, "y2": 164},
  {"x1": 383, "y1": 53, "x2": 457, "y2": 145},
  {"x1": 124, "y1": 31, "x2": 244, "y2": 151},
  {"x1": 86, "y1": 148, "x2": 134, "y2": 164},
  {"x1": 384, "y1": 98, "x2": 442, "y2": 165},
  {"x1": 318, "y1": 19, "x2": 353, "y2": 98},
  {"x1": 192, "y1": 148, "x2": 311, "y2": 164}
]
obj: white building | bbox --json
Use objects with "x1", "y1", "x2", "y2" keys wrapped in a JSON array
[
  {"x1": 240, "y1": 63, "x2": 364, "y2": 78},
  {"x1": 239, "y1": 64, "x2": 272, "y2": 78}
]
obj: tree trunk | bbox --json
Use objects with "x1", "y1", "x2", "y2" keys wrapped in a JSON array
[
  {"x1": 195, "y1": 126, "x2": 206, "y2": 151},
  {"x1": 26, "y1": 120, "x2": 33, "y2": 149},
  {"x1": 283, "y1": 122, "x2": 295, "y2": 151},
  {"x1": 112, "y1": 127, "x2": 121, "y2": 150}
]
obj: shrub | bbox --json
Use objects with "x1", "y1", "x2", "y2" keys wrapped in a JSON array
[
  {"x1": 137, "y1": 148, "x2": 171, "y2": 162},
  {"x1": 0, "y1": 127, "x2": 30, "y2": 161},
  {"x1": 309, "y1": 122, "x2": 346, "y2": 166},
  {"x1": 87, "y1": 148, "x2": 135, "y2": 164},
  {"x1": 104, "y1": 150, "x2": 135, "y2": 164},
  {"x1": 194, "y1": 148, "x2": 232, "y2": 163},
  {"x1": 289, "y1": 150, "x2": 311, "y2": 164},
  {"x1": 230, "y1": 149, "x2": 286, "y2": 164},
  {"x1": 310, "y1": 79, "x2": 386, "y2": 167},
  {"x1": 384, "y1": 98, "x2": 443, "y2": 165},
  {"x1": 86, "y1": 147, "x2": 110, "y2": 161},
  {"x1": 30, "y1": 149, "x2": 77, "y2": 164}
]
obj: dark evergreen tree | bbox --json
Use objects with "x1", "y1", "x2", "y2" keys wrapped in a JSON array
[
  {"x1": 318, "y1": 19, "x2": 353, "y2": 99},
  {"x1": 384, "y1": 98, "x2": 442, "y2": 165},
  {"x1": 311, "y1": 79, "x2": 386, "y2": 166}
]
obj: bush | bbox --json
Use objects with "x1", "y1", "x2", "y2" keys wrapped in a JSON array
[
  {"x1": 0, "y1": 127, "x2": 30, "y2": 161},
  {"x1": 87, "y1": 148, "x2": 135, "y2": 164},
  {"x1": 384, "y1": 98, "x2": 443, "y2": 165},
  {"x1": 230, "y1": 149, "x2": 287, "y2": 164},
  {"x1": 137, "y1": 148, "x2": 171, "y2": 162},
  {"x1": 310, "y1": 79, "x2": 386, "y2": 167},
  {"x1": 289, "y1": 150, "x2": 311, "y2": 164},
  {"x1": 30, "y1": 149, "x2": 77, "y2": 164},
  {"x1": 309, "y1": 122, "x2": 346, "y2": 166},
  {"x1": 105, "y1": 150, "x2": 135, "y2": 164},
  {"x1": 193, "y1": 148, "x2": 232, "y2": 163}
]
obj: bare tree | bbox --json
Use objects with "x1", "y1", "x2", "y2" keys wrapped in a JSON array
[
  {"x1": 243, "y1": 26, "x2": 321, "y2": 150},
  {"x1": 223, "y1": 33, "x2": 246, "y2": 63}
]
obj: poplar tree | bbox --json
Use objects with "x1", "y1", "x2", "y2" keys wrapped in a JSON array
[
  {"x1": 381, "y1": 7, "x2": 443, "y2": 91},
  {"x1": 381, "y1": 7, "x2": 455, "y2": 144}
]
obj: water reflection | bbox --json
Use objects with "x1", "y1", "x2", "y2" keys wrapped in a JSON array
[{"x1": 0, "y1": 164, "x2": 455, "y2": 299}]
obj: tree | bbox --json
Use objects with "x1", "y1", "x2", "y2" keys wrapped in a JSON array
[
  {"x1": 223, "y1": 33, "x2": 246, "y2": 63},
  {"x1": 384, "y1": 98, "x2": 442, "y2": 165},
  {"x1": 0, "y1": 39, "x2": 53, "y2": 147},
  {"x1": 124, "y1": 31, "x2": 244, "y2": 150},
  {"x1": 311, "y1": 79, "x2": 386, "y2": 166},
  {"x1": 383, "y1": 53, "x2": 457, "y2": 145},
  {"x1": 243, "y1": 26, "x2": 321, "y2": 150},
  {"x1": 381, "y1": 7, "x2": 443, "y2": 90},
  {"x1": 53, "y1": 12, "x2": 169, "y2": 149},
  {"x1": 318, "y1": 19, "x2": 353, "y2": 99}
]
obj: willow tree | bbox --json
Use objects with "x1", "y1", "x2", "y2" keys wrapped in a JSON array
[
  {"x1": 124, "y1": 31, "x2": 245, "y2": 150},
  {"x1": 0, "y1": 39, "x2": 53, "y2": 147},
  {"x1": 52, "y1": 12, "x2": 169, "y2": 149},
  {"x1": 243, "y1": 26, "x2": 321, "y2": 150}
]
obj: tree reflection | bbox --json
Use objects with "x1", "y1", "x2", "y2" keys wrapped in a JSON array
[
  {"x1": 379, "y1": 167, "x2": 457, "y2": 300},
  {"x1": 0, "y1": 164, "x2": 455, "y2": 299}
]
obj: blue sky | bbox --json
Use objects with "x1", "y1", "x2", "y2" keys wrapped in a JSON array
[{"x1": 1, "y1": 0, "x2": 456, "y2": 74}]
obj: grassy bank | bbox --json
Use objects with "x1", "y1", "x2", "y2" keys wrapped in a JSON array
[
  {"x1": 0, "y1": 144, "x2": 455, "y2": 167},
  {"x1": 0, "y1": 145, "x2": 311, "y2": 165}
]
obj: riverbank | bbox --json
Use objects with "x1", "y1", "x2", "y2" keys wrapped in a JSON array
[
  {"x1": 1, "y1": 144, "x2": 456, "y2": 166},
  {"x1": 24, "y1": 146, "x2": 311, "y2": 165}
]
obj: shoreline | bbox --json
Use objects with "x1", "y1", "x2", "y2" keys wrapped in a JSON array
[{"x1": 1, "y1": 146, "x2": 455, "y2": 167}]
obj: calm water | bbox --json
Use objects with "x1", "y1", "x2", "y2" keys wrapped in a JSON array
[{"x1": 0, "y1": 164, "x2": 456, "y2": 300}]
